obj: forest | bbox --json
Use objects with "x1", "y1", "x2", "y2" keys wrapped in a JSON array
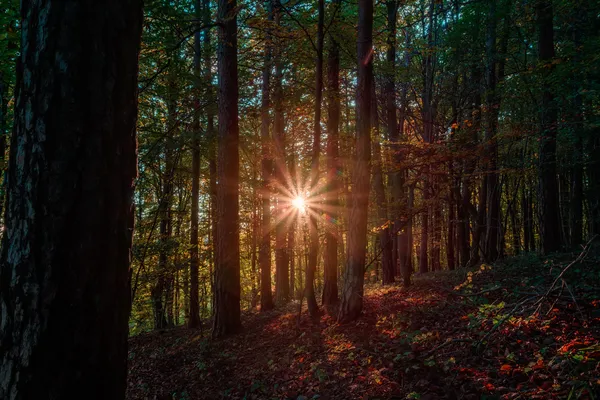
[{"x1": 0, "y1": 0, "x2": 599, "y2": 398}]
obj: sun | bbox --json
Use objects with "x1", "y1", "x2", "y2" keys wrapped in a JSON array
[{"x1": 292, "y1": 196, "x2": 306, "y2": 212}]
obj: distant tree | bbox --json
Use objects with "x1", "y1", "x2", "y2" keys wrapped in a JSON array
[{"x1": 0, "y1": 0, "x2": 143, "y2": 397}]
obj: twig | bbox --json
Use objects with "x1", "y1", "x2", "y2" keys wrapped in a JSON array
[
  {"x1": 476, "y1": 296, "x2": 535, "y2": 352},
  {"x1": 422, "y1": 338, "x2": 474, "y2": 359}
]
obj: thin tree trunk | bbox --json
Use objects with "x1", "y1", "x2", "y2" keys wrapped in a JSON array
[
  {"x1": 189, "y1": 0, "x2": 203, "y2": 329},
  {"x1": 260, "y1": 0, "x2": 275, "y2": 312},
  {"x1": 371, "y1": 85, "x2": 394, "y2": 284},
  {"x1": 484, "y1": 0, "x2": 500, "y2": 262},
  {"x1": 306, "y1": 0, "x2": 324, "y2": 319},
  {"x1": 204, "y1": 0, "x2": 217, "y2": 315},
  {"x1": 273, "y1": 0, "x2": 289, "y2": 304},
  {"x1": 0, "y1": 1, "x2": 142, "y2": 397},
  {"x1": 323, "y1": 0, "x2": 342, "y2": 308}
]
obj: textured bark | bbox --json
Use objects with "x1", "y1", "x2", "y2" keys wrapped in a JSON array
[
  {"x1": 322, "y1": 0, "x2": 341, "y2": 308},
  {"x1": 188, "y1": 0, "x2": 203, "y2": 329},
  {"x1": 338, "y1": 0, "x2": 373, "y2": 323},
  {"x1": 306, "y1": 0, "x2": 324, "y2": 318},
  {"x1": 260, "y1": 0, "x2": 275, "y2": 312},
  {"x1": 537, "y1": 0, "x2": 562, "y2": 254},
  {"x1": 0, "y1": 1, "x2": 142, "y2": 398},
  {"x1": 213, "y1": 0, "x2": 241, "y2": 337}
]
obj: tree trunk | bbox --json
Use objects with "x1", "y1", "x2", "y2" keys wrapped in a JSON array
[
  {"x1": 213, "y1": 0, "x2": 241, "y2": 337},
  {"x1": 188, "y1": 0, "x2": 203, "y2": 329},
  {"x1": 484, "y1": 0, "x2": 500, "y2": 262},
  {"x1": 204, "y1": 0, "x2": 217, "y2": 315},
  {"x1": 260, "y1": 0, "x2": 275, "y2": 312},
  {"x1": 338, "y1": 0, "x2": 373, "y2": 323},
  {"x1": 273, "y1": 0, "x2": 289, "y2": 304},
  {"x1": 0, "y1": 1, "x2": 142, "y2": 397},
  {"x1": 322, "y1": 0, "x2": 342, "y2": 308},
  {"x1": 537, "y1": 0, "x2": 562, "y2": 254},
  {"x1": 371, "y1": 85, "x2": 394, "y2": 284},
  {"x1": 306, "y1": 0, "x2": 324, "y2": 319}
]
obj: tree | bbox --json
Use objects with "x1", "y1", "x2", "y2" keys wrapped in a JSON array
[
  {"x1": 188, "y1": 0, "x2": 203, "y2": 329},
  {"x1": 0, "y1": 0, "x2": 143, "y2": 397},
  {"x1": 213, "y1": 0, "x2": 242, "y2": 337},
  {"x1": 339, "y1": 0, "x2": 373, "y2": 323},
  {"x1": 537, "y1": 0, "x2": 562, "y2": 254},
  {"x1": 260, "y1": 0, "x2": 275, "y2": 312},
  {"x1": 322, "y1": 0, "x2": 342, "y2": 307}
]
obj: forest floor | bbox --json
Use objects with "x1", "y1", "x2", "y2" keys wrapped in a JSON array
[{"x1": 127, "y1": 251, "x2": 600, "y2": 400}]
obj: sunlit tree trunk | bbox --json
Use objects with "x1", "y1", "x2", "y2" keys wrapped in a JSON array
[
  {"x1": 537, "y1": 0, "x2": 562, "y2": 254},
  {"x1": 0, "y1": 1, "x2": 142, "y2": 397},
  {"x1": 338, "y1": 0, "x2": 373, "y2": 323},
  {"x1": 260, "y1": 0, "x2": 275, "y2": 312},
  {"x1": 213, "y1": 0, "x2": 241, "y2": 337}
]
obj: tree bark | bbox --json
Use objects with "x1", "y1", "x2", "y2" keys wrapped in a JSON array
[
  {"x1": 0, "y1": 1, "x2": 142, "y2": 397},
  {"x1": 338, "y1": 0, "x2": 373, "y2": 323},
  {"x1": 213, "y1": 0, "x2": 242, "y2": 337}
]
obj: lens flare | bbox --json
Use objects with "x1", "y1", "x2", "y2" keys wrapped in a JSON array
[{"x1": 292, "y1": 196, "x2": 306, "y2": 212}]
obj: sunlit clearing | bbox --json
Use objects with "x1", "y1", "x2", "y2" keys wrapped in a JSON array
[{"x1": 292, "y1": 196, "x2": 306, "y2": 213}]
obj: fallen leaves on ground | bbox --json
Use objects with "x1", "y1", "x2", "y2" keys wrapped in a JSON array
[{"x1": 127, "y1": 252, "x2": 600, "y2": 399}]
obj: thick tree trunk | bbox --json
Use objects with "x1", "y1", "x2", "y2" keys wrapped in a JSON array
[
  {"x1": 338, "y1": 0, "x2": 373, "y2": 323},
  {"x1": 213, "y1": 0, "x2": 241, "y2": 337},
  {"x1": 260, "y1": 0, "x2": 275, "y2": 312},
  {"x1": 0, "y1": 1, "x2": 142, "y2": 398},
  {"x1": 189, "y1": 0, "x2": 203, "y2": 329},
  {"x1": 537, "y1": 0, "x2": 562, "y2": 254},
  {"x1": 322, "y1": 0, "x2": 341, "y2": 308}
]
